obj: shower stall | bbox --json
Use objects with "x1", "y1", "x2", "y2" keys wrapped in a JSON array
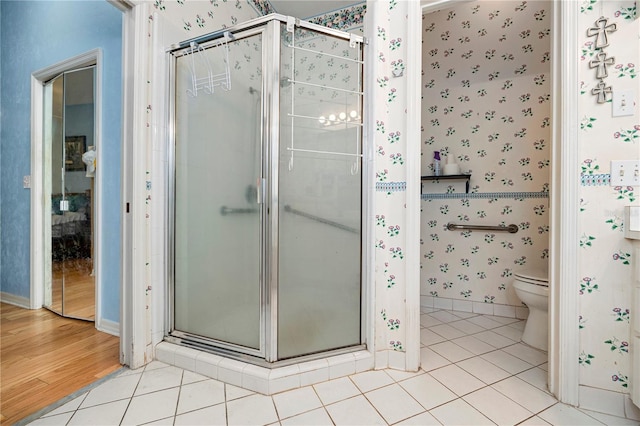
[{"x1": 167, "y1": 15, "x2": 365, "y2": 364}]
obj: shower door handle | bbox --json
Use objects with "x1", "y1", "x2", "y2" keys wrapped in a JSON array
[{"x1": 256, "y1": 178, "x2": 266, "y2": 204}]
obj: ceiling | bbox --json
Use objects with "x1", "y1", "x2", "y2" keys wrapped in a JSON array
[
  {"x1": 268, "y1": 0, "x2": 362, "y2": 19},
  {"x1": 267, "y1": 0, "x2": 473, "y2": 19}
]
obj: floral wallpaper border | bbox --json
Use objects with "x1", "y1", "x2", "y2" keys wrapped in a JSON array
[
  {"x1": 307, "y1": 4, "x2": 366, "y2": 31},
  {"x1": 580, "y1": 173, "x2": 611, "y2": 186},
  {"x1": 422, "y1": 191, "x2": 549, "y2": 200},
  {"x1": 249, "y1": 0, "x2": 274, "y2": 16},
  {"x1": 376, "y1": 181, "x2": 406, "y2": 192}
]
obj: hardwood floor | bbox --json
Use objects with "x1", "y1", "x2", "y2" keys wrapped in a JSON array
[{"x1": 0, "y1": 303, "x2": 120, "y2": 425}]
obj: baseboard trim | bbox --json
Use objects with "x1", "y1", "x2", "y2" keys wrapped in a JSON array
[
  {"x1": 0, "y1": 292, "x2": 31, "y2": 309},
  {"x1": 420, "y1": 296, "x2": 528, "y2": 319},
  {"x1": 97, "y1": 318, "x2": 120, "y2": 337}
]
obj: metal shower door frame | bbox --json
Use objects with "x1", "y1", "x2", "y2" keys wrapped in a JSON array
[{"x1": 166, "y1": 14, "x2": 366, "y2": 365}]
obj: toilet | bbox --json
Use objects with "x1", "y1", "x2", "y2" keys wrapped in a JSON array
[{"x1": 513, "y1": 268, "x2": 549, "y2": 351}]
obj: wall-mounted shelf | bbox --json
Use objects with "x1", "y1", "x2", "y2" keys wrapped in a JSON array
[{"x1": 421, "y1": 174, "x2": 471, "y2": 193}]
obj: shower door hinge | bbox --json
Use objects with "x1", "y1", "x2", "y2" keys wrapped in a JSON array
[
  {"x1": 349, "y1": 34, "x2": 359, "y2": 48},
  {"x1": 286, "y1": 16, "x2": 297, "y2": 33}
]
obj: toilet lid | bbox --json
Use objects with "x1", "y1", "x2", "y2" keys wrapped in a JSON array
[{"x1": 514, "y1": 268, "x2": 548, "y2": 286}]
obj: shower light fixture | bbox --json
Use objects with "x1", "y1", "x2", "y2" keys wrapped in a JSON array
[{"x1": 317, "y1": 109, "x2": 361, "y2": 126}]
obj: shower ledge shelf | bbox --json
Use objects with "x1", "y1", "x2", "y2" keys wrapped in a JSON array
[{"x1": 421, "y1": 174, "x2": 471, "y2": 193}]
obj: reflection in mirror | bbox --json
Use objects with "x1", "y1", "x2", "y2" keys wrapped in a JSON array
[{"x1": 44, "y1": 66, "x2": 96, "y2": 321}]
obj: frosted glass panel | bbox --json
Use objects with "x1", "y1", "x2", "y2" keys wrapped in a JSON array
[
  {"x1": 277, "y1": 28, "x2": 362, "y2": 359},
  {"x1": 174, "y1": 34, "x2": 263, "y2": 350}
]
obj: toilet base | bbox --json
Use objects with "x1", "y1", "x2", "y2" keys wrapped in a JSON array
[{"x1": 521, "y1": 308, "x2": 548, "y2": 351}]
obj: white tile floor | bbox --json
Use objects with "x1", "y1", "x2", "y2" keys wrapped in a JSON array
[{"x1": 26, "y1": 309, "x2": 639, "y2": 425}]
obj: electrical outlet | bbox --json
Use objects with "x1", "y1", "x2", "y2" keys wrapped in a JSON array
[{"x1": 610, "y1": 160, "x2": 640, "y2": 186}]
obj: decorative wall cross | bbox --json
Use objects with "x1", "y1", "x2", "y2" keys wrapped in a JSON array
[
  {"x1": 589, "y1": 51, "x2": 615, "y2": 79},
  {"x1": 586, "y1": 16, "x2": 616, "y2": 104},
  {"x1": 586, "y1": 17, "x2": 617, "y2": 49},
  {"x1": 591, "y1": 80, "x2": 612, "y2": 104}
]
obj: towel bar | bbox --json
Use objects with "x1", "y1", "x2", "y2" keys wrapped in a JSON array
[{"x1": 446, "y1": 223, "x2": 518, "y2": 233}]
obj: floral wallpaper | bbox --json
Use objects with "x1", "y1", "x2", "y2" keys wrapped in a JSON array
[
  {"x1": 420, "y1": 1, "x2": 551, "y2": 309},
  {"x1": 577, "y1": 0, "x2": 638, "y2": 396},
  {"x1": 371, "y1": 0, "x2": 412, "y2": 363}
]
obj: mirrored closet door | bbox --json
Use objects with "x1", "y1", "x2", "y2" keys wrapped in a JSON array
[{"x1": 43, "y1": 66, "x2": 96, "y2": 321}]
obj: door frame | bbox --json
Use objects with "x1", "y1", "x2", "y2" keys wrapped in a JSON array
[
  {"x1": 417, "y1": 0, "x2": 579, "y2": 405},
  {"x1": 30, "y1": 49, "x2": 104, "y2": 324}
]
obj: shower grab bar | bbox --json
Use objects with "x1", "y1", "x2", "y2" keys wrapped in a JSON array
[
  {"x1": 284, "y1": 205, "x2": 359, "y2": 234},
  {"x1": 287, "y1": 113, "x2": 363, "y2": 127},
  {"x1": 285, "y1": 44, "x2": 364, "y2": 64},
  {"x1": 284, "y1": 79, "x2": 363, "y2": 96},
  {"x1": 220, "y1": 206, "x2": 258, "y2": 215},
  {"x1": 286, "y1": 147, "x2": 362, "y2": 158},
  {"x1": 446, "y1": 223, "x2": 519, "y2": 234}
]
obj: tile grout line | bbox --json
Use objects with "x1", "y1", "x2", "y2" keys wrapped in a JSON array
[{"x1": 118, "y1": 361, "x2": 148, "y2": 425}]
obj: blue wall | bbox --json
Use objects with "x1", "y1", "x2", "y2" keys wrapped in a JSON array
[{"x1": 0, "y1": 1, "x2": 122, "y2": 323}]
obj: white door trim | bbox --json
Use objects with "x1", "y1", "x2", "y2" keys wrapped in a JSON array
[
  {"x1": 548, "y1": 0, "x2": 580, "y2": 405},
  {"x1": 404, "y1": 0, "x2": 422, "y2": 372},
  {"x1": 122, "y1": 2, "x2": 153, "y2": 369},
  {"x1": 30, "y1": 49, "x2": 103, "y2": 321}
]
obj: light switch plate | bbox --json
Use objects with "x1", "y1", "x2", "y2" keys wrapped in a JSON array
[
  {"x1": 612, "y1": 90, "x2": 635, "y2": 117},
  {"x1": 611, "y1": 160, "x2": 640, "y2": 186},
  {"x1": 23, "y1": 175, "x2": 31, "y2": 189}
]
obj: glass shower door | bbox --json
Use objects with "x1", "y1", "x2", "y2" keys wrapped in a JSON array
[
  {"x1": 277, "y1": 26, "x2": 363, "y2": 359},
  {"x1": 173, "y1": 31, "x2": 264, "y2": 352}
]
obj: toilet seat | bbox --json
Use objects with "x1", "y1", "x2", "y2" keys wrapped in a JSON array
[{"x1": 514, "y1": 269, "x2": 548, "y2": 287}]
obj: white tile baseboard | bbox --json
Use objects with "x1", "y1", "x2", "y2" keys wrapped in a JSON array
[
  {"x1": 578, "y1": 385, "x2": 627, "y2": 419},
  {"x1": 421, "y1": 296, "x2": 528, "y2": 319},
  {"x1": 155, "y1": 342, "x2": 373, "y2": 395}
]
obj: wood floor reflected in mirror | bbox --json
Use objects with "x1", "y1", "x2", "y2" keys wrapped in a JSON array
[{"x1": 50, "y1": 258, "x2": 95, "y2": 320}]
